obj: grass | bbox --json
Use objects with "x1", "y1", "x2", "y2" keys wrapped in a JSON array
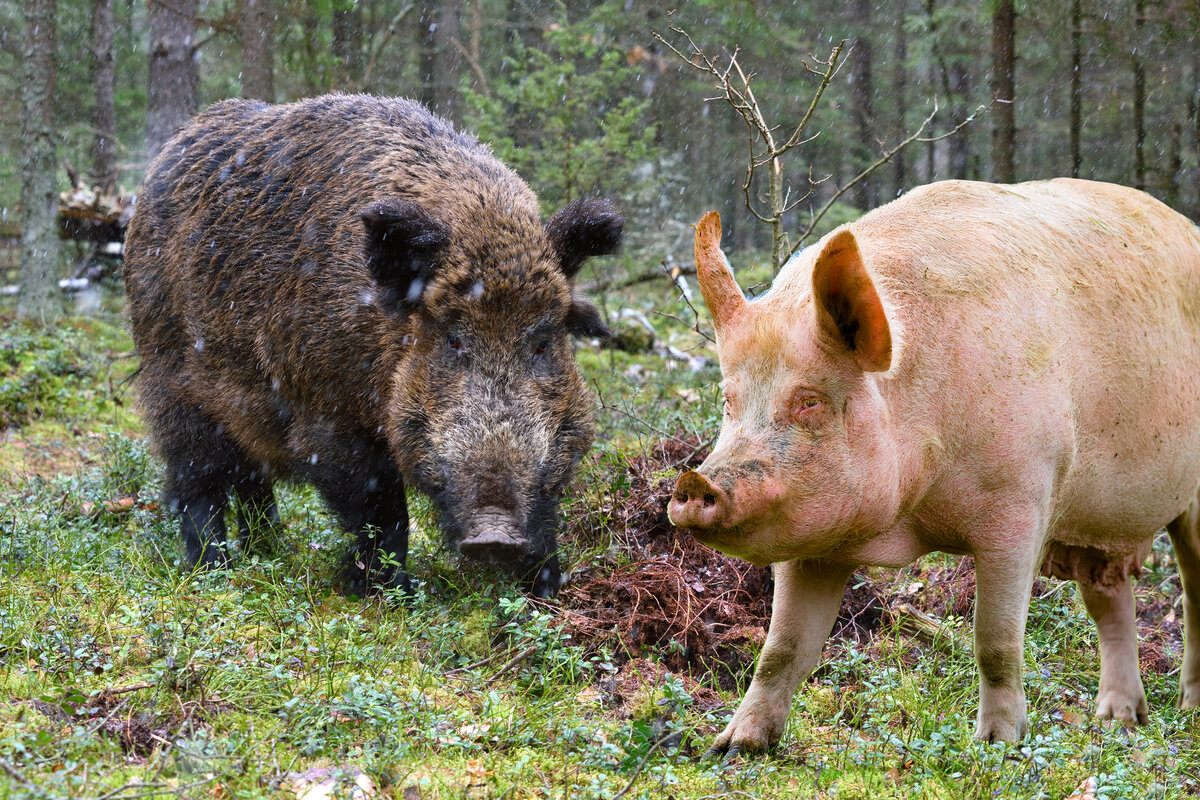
[{"x1": 0, "y1": 272, "x2": 1197, "y2": 799}]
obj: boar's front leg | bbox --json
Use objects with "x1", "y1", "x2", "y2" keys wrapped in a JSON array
[
  {"x1": 321, "y1": 468, "x2": 411, "y2": 597},
  {"x1": 972, "y1": 537, "x2": 1042, "y2": 743},
  {"x1": 709, "y1": 559, "x2": 853, "y2": 757}
]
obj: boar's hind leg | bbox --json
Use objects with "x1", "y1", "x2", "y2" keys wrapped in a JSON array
[
  {"x1": 972, "y1": 539, "x2": 1042, "y2": 743},
  {"x1": 709, "y1": 559, "x2": 853, "y2": 757},
  {"x1": 321, "y1": 470, "x2": 410, "y2": 597},
  {"x1": 234, "y1": 470, "x2": 281, "y2": 557},
  {"x1": 1167, "y1": 506, "x2": 1200, "y2": 708},
  {"x1": 160, "y1": 407, "x2": 243, "y2": 570},
  {"x1": 1076, "y1": 570, "x2": 1148, "y2": 725}
]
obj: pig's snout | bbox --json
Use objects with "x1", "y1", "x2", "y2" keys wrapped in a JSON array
[
  {"x1": 458, "y1": 506, "x2": 531, "y2": 560},
  {"x1": 669, "y1": 470, "x2": 730, "y2": 531}
]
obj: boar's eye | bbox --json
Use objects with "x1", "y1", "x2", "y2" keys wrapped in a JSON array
[
  {"x1": 446, "y1": 334, "x2": 463, "y2": 354},
  {"x1": 533, "y1": 339, "x2": 550, "y2": 359}
]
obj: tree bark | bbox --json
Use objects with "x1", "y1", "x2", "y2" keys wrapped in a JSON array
[
  {"x1": 91, "y1": 0, "x2": 117, "y2": 193},
  {"x1": 850, "y1": 0, "x2": 877, "y2": 210},
  {"x1": 948, "y1": 60, "x2": 971, "y2": 179},
  {"x1": 419, "y1": 0, "x2": 463, "y2": 123},
  {"x1": 240, "y1": 0, "x2": 274, "y2": 101},
  {"x1": 1132, "y1": 0, "x2": 1146, "y2": 191},
  {"x1": 892, "y1": 0, "x2": 908, "y2": 198},
  {"x1": 19, "y1": 0, "x2": 62, "y2": 322},
  {"x1": 1070, "y1": 0, "x2": 1082, "y2": 178},
  {"x1": 332, "y1": 0, "x2": 363, "y2": 88},
  {"x1": 990, "y1": 0, "x2": 1016, "y2": 183},
  {"x1": 147, "y1": 0, "x2": 198, "y2": 159}
]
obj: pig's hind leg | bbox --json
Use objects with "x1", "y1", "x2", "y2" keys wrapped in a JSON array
[
  {"x1": 1167, "y1": 505, "x2": 1200, "y2": 708},
  {"x1": 708, "y1": 559, "x2": 853, "y2": 756},
  {"x1": 1076, "y1": 571, "x2": 1148, "y2": 725}
]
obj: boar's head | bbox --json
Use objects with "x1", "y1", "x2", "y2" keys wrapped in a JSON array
[
  {"x1": 668, "y1": 211, "x2": 904, "y2": 567},
  {"x1": 363, "y1": 195, "x2": 620, "y2": 596}
]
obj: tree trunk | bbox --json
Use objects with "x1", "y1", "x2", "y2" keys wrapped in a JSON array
[
  {"x1": 240, "y1": 0, "x2": 274, "y2": 101},
  {"x1": 892, "y1": 0, "x2": 908, "y2": 198},
  {"x1": 91, "y1": 0, "x2": 117, "y2": 193},
  {"x1": 1168, "y1": 121, "x2": 1181, "y2": 207},
  {"x1": 850, "y1": 0, "x2": 877, "y2": 210},
  {"x1": 147, "y1": 0, "x2": 198, "y2": 159},
  {"x1": 418, "y1": 0, "x2": 463, "y2": 123},
  {"x1": 1070, "y1": 0, "x2": 1082, "y2": 178},
  {"x1": 924, "y1": 0, "x2": 937, "y2": 181},
  {"x1": 332, "y1": 0, "x2": 363, "y2": 88},
  {"x1": 1133, "y1": 0, "x2": 1146, "y2": 191},
  {"x1": 19, "y1": 0, "x2": 61, "y2": 322},
  {"x1": 990, "y1": 0, "x2": 1016, "y2": 183},
  {"x1": 948, "y1": 60, "x2": 971, "y2": 179}
]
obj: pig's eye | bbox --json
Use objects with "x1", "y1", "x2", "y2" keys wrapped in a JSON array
[
  {"x1": 446, "y1": 334, "x2": 463, "y2": 354},
  {"x1": 791, "y1": 392, "x2": 823, "y2": 419},
  {"x1": 533, "y1": 339, "x2": 550, "y2": 358}
]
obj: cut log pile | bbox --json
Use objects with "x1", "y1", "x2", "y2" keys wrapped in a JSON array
[{"x1": 57, "y1": 184, "x2": 134, "y2": 245}]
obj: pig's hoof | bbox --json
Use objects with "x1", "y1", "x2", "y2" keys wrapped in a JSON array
[
  {"x1": 706, "y1": 717, "x2": 780, "y2": 758},
  {"x1": 1177, "y1": 684, "x2": 1200, "y2": 709},
  {"x1": 973, "y1": 713, "x2": 1027, "y2": 743},
  {"x1": 1096, "y1": 691, "x2": 1148, "y2": 725}
]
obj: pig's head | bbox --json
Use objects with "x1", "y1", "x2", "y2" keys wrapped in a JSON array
[
  {"x1": 362, "y1": 195, "x2": 621, "y2": 597},
  {"x1": 668, "y1": 212, "x2": 903, "y2": 567}
]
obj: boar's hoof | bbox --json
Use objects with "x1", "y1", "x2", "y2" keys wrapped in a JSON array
[
  {"x1": 458, "y1": 507, "x2": 530, "y2": 560},
  {"x1": 668, "y1": 470, "x2": 729, "y2": 531}
]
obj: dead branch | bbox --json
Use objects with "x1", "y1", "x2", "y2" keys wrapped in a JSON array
[{"x1": 789, "y1": 100, "x2": 987, "y2": 256}]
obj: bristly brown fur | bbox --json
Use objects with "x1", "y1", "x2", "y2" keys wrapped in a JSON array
[{"x1": 124, "y1": 94, "x2": 623, "y2": 596}]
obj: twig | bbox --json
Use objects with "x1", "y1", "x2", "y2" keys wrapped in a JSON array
[
  {"x1": 97, "y1": 682, "x2": 155, "y2": 697},
  {"x1": 790, "y1": 99, "x2": 989, "y2": 257},
  {"x1": 0, "y1": 757, "x2": 31, "y2": 787},
  {"x1": 484, "y1": 644, "x2": 539, "y2": 685},
  {"x1": 611, "y1": 735, "x2": 672, "y2": 800}
]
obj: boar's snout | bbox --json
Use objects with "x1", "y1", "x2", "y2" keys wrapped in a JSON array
[
  {"x1": 669, "y1": 470, "x2": 730, "y2": 531},
  {"x1": 458, "y1": 506, "x2": 531, "y2": 560}
]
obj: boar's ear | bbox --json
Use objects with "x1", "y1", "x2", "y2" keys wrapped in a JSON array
[
  {"x1": 360, "y1": 198, "x2": 451, "y2": 310},
  {"x1": 565, "y1": 294, "x2": 612, "y2": 339},
  {"x1": 544, "y1": 197, "x2": 624, "y2": 278},
  {"x1": 811, "y1": 229, "x2": 892, "y2": 372}
]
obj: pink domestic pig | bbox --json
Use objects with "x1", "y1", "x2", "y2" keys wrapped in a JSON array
[{"x1": 668, "y1": 179, "x2": 1200, "y2": 752}]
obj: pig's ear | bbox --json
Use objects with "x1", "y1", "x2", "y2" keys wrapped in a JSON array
[
  {"x1": 565, "y1": 294, "x2": 612, "y2": 339},
  {"x1": 811, "y1": 229, "x2": 892, "y2": 372},
  {"x1": 693, "y1": 210, "x2": 746, "y2": 333},
  {"x1": 544, "y1": 197, "x2": 624, "y2": 278},
  {"x1": 360, "y1": 198, "x2": 451, "y2": 310}
]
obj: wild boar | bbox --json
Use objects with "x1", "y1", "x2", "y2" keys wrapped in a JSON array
[
  {"x1": 669, "y1": 179, "x2": 1200, "y2": 750},
  {"x1": 124, "y1": 94, "x2": 620, "y2": 598}
]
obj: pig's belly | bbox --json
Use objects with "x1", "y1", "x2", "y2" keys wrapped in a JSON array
[{"x1": 1048, "y1": 409, "x2": 1200, "y2": 555}]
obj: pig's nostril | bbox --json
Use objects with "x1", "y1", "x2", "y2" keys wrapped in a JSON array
[{"x1": 703, "y1": 494, "x2": 716, "y2": 508}]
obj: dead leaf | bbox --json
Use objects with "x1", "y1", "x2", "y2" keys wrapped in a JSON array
[
  {"x1": 1065, "y1": 776, "x2": 1098, "y2": 800},
  {"x1": 1059, "y1": 709, "x2": 1082, "y2": 725},
  {"x1": 289, "y1": 766, "x2": 378, "y2": 800}
]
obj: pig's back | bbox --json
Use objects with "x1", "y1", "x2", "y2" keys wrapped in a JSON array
[{"x1": 859, "y1": 179, "x2": 1200, "y2": 552}]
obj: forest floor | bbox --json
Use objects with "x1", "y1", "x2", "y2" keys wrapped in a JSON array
[{"x1": 0, "y1": 269, "x2": 1197, "y2": 800}]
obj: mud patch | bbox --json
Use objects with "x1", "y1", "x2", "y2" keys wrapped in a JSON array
[{"x1": 555, "y1": 435, "x2": 888, "y2": 688}]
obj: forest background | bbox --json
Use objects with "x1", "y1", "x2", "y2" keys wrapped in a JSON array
[{"x1": 2, "y1": 0, "x2": 1200, "y2": 301}]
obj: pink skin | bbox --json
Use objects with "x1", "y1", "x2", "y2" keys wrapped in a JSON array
[{"x1": 669, "y1": 180, "x2": 1200, "y2": 754}]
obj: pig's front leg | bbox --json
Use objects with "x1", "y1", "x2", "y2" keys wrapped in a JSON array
[
  {"x1": 972, "y1": 540, "x2": 1040, "y2": 743},
  {"x1": 710, "y1": 559, "x2": 853, "y2": 756}
]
